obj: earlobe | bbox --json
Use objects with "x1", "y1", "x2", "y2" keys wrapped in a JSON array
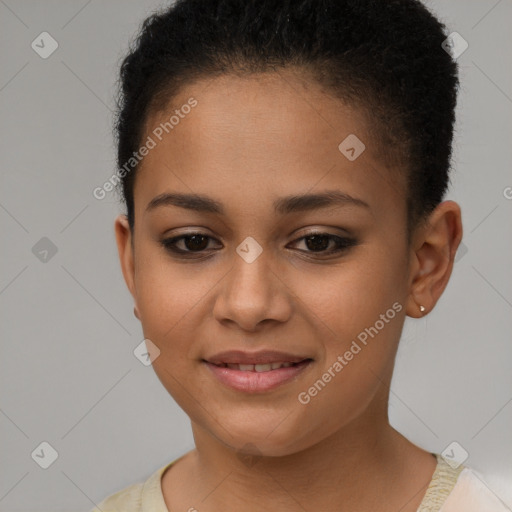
[
  {"x1": 114, "y1": 214, "x2": 138, "y2": 303},
  {"x1": 406, "y1": 201, "x2": 463, "y2": 318}
]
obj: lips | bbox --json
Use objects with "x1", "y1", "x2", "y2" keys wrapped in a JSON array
[
  {"x1": 216, "y1": 362, "x2": 296, "y2": 372},
  {"x1": 202, "y1": 350, "x2": 314, "y2": 393},
  {"x1": 204, "y1": 349, "x2": 311, "y2": 366}
]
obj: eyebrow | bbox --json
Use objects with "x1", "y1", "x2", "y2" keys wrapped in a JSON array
[{"x1": 145, "y1": 190, "x2": 370, "y2": 215}]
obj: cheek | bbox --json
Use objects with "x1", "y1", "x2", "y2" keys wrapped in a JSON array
[
  {"x1": 290, "y1": 251, "x2": 406, "y2": 342},
  {"x1": 291, "y1": 251, "x2": 407, "y2": 412},
  {"x1": 134, "y1": 255, "x2": 213, "y2": 413},
  {"x1": 287, "y1": 271, "x2": 406, "y2": 451},
  {"x1": 134, "y1": 244, "x2": 214, "y2": 337}
]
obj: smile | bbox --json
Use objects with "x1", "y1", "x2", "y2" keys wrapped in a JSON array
[
  {"x1": 211, "y1": 361, "x2": 298, "y2": 371},
  {"x1": 203, "y1": 358, "x2": 313, "y2": 393}
]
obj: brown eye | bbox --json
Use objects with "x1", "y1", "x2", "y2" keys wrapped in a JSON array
[
  {"x1": 304, "y1": 234, "x2": 331, "y2": 252},
  {"x1": 161, "y1": 233, "x2": 219, "y2": 255},
  {"x1": 161, "y1": 231, "x2": 357, "y2": 260},
  {"x1": 180, "y1": 234, "x2": 210, "y2": 251},
  {"x1": 290, "y1": 233, "x2": 357, "y2": 256}
]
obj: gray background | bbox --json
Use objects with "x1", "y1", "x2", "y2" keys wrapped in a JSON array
[{"x1": 1, "y1": 0, "x2": 511, "y2": 510}]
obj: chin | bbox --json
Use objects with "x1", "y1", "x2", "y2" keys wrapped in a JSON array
[{"x1": 211, "y1": 420, "x2": 318, "y2": 459}]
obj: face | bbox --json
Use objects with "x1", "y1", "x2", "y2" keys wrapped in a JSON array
[{"x1": 117, "y1": 70, "x2": 416, "y2": 457}]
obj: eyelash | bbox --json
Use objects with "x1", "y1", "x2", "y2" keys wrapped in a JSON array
[{"x1": 160, "y1": 231, "x2": 357, "y2": 259}]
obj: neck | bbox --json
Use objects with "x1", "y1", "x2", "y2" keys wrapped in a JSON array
[{"x1": 168, "y1": 389, "x2": 435, "y2": 512}]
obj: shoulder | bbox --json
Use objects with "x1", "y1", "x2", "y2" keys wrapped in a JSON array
[
  {"x1": 89, "y1": 480, "x2": 144, "y2": 512},
  {"x1": 440, "y1": 467, "x2": 511, "y2": 512},
  {"x1": 88, "y1": 460, "x2": 174, "y2": 512},
  {"x1": 89, "y1": 454, "x2": 189, "y2": 512}
]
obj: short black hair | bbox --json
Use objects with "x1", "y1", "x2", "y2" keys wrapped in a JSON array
[{"x1": 115, "y1": 0, "x2": 459, "y2": 236}]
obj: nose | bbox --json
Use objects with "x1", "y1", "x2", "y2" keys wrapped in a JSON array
[{"x1": 212, "y1": 245, "x2": 293, "y2": 332}]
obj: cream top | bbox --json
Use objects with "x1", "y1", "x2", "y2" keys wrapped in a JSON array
[{"x1": 90, "y1": 453, "x2": 510, "y2": 511}]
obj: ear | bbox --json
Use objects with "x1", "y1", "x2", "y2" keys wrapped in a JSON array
[
  {"x1": 114, "y1": 214, "x2": 140, "y2": 319},
  {"x1": 406, "y1": 200, "x2": 463, "y2": 318}
]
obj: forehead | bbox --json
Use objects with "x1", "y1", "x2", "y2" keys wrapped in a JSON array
[{"x1": 134, "y1": 71, "x2": 405, "y2": 221}]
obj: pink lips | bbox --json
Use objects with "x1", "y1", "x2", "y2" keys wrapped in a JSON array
[{"x1": 203, "y1": 350, "x2": 313, "y2": 393}]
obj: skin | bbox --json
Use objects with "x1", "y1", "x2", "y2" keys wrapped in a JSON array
[{"x1": 115, "y1": 70, "x2": 463, "y2": 512}]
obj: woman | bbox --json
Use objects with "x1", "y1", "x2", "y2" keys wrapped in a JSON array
[{"x1": 92, "y1": 0, "x2": 508, "y2": 510}]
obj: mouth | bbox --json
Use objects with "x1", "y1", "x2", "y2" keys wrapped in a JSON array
[
  {"x1": 206, "y1": 360, "x2": 310, "y2": 372},
  {"x1": 202, "y1": 351, "x2": 314, "y2": 393}
]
